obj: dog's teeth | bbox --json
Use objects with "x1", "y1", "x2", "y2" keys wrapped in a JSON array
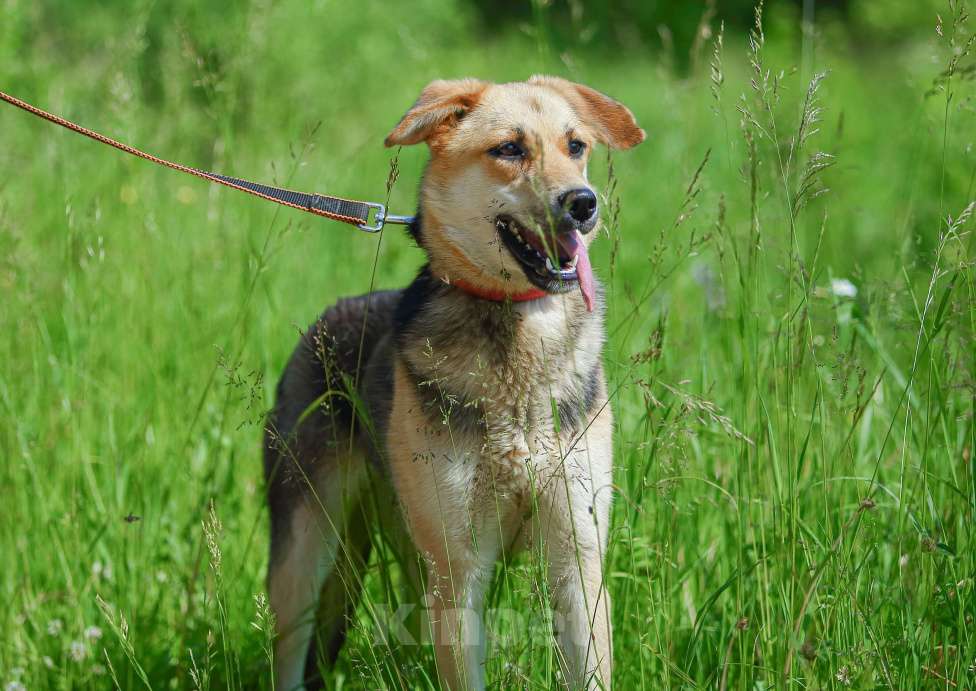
[
  {"x1": 569, "y1": 255, "x2": 579, "y2": 268},
  {"x1": 545, "y1": 257, "x2": 556, "y2": 272}
]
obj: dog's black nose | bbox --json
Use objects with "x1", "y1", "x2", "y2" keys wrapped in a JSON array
[{"x1": 560, "y1": 188, "x2": 598, "y2": 224}]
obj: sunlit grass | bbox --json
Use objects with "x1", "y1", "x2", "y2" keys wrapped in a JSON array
[{"x1": 1, "y1": 0, "x2": 975, "y2": 689}]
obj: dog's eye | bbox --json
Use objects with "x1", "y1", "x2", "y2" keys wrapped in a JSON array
[
  {"x1": 568, "y1": 139, "x2": 586, "y2": 157},
  {"x1": 490, "y1": 141, "x2": 525, "y2": 159}
]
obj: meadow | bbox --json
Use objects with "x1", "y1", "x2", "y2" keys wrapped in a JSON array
[{"x1": 1, "y1": 0, "x2": 975, "y2": 688}]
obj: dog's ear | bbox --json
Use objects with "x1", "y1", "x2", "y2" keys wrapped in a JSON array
[
  {"x1": 385, "y1": 79, "x2": 489, "y2": 147},
  {"x1": 529, "y1": 75, "x2": 645, "y2": 150}
]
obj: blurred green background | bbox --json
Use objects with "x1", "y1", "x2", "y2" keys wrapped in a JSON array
[{"x1": 2, "y1": 0, "x2": 975, "y2": 689}]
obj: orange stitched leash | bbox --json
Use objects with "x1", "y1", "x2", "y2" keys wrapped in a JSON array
[{"x1": 0, "y1": 89, "x2": 413, "y2": 232}]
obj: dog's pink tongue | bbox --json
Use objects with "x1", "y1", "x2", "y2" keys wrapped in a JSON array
[
  {"x1": 575, "y1": 242, "x2": 595, "y2": 312},
  {"x1": 558, "y1": 231, "x2": 595, "y2": 312}
]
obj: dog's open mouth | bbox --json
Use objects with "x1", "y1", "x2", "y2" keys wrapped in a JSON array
[{"x1": 495, "y1": 215, "x2": 595, "y2": 311}]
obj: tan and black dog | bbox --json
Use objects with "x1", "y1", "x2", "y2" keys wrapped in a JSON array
[{"x1": 264, "y1": 76, "x2": 644, "y2": 690}]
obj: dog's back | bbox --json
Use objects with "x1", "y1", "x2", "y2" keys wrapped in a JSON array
[{"x1": 263, "y1": 289, "x2": 400, "y2": 552}]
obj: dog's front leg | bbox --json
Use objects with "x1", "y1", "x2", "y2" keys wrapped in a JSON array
[
  {"x1": 399, "y1": 477, "x2": 495, "y2": 691},
  {"x1": 546, "y1": 537, "x2": 612, "y2": 690},
  {"x1": 424, "y1": 553, "x2": 491, "y2": 691},
  {"x1": 537, "y1": 414, "x2": 614, "y2": 689},
  {"x1": 388, "y1": 363, "x2": 496, "y2": 690}
]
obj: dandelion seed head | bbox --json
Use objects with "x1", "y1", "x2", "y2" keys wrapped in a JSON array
[{"x1": 69, "y1": 640, "x2": 88, "y2": 662}]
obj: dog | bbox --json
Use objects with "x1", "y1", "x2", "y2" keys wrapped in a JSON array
[{"x1": 264, "y1": 76, "x2": 644, "y2": 690}]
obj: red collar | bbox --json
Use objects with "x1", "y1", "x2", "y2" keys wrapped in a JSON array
[{"x1": 447, "y1": 278, "x2": 548, "y2": 303}]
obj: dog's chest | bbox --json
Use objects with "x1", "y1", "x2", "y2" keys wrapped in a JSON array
[
  {"x1": 399, "y1": 292, "x2": 599, "y2": 506},
  {"x1": 475, "y1": 407, "x2": 564, "y2": 501},
  {"x1": 439, "y1": 318, "x2": 578, "y2": 498}
]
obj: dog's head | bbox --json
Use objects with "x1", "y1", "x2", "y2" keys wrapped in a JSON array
[{"x1": 386, "y1": 76, "x2": 644, "y2": 310}]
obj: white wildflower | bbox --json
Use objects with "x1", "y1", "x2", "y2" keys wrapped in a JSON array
[
  {"x1": 5, "y1": 681, "x2": 26, "y2": 691},
  {"x1": 47, "y1": 619, "x2": 63, "y2": 636},
  {"x1": 83, "y1": 626, "x2": 102, "y2": 641},
  {"x1": 69, "y1": 640, "x2": 88, "y2": 662},
  {"x1": 92, "y1": 561, "x2": 113, "y2": 581},
  {"x1": 830, "y1": 278, "x2": 857, "y2": 298},
  {"x1": 42, "y1": 657, "x2": 54, "y2": 670}
]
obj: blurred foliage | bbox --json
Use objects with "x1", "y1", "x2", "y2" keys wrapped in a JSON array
[
  {"x1": 2, "y1": 0, "x2": 976, "y2": 688},
  {"x1": 470, "y1": 0, "x2": 947, "y2": 67}
]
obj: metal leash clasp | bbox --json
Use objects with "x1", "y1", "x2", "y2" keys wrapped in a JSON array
[{"x1": 358, "y1": 202, "x2": 416, "y2": 233}]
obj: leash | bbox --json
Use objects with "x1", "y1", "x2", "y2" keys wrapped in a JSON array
[{"x1": 0, "y1": 90, "x2": 414, "y2": 233}]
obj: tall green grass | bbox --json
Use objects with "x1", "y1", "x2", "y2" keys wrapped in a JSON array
[{"x1": 1, "y1": 0, "x2": 974, "y2": 688}]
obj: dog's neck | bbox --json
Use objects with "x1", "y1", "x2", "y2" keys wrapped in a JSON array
[
  {"x1": 407, "y1": 209, "x2": 559, "y2": 305},
  {"x1": 398, "y1": 210, "x2": 602, "y2": 362},
  {"x1": 441, "y1": 277, "x2": 548, "y2": 304},
  {"x1": 394, "y1": 265, "x2": 604, "y2": 436}
]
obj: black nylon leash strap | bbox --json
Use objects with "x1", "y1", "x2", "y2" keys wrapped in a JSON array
[
  {"x1": 0, "y1": 89, "x2": 407, "y2": 231},
  {"x1": 204, "y1": 170, "x2": 371, "y2": 223}
]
